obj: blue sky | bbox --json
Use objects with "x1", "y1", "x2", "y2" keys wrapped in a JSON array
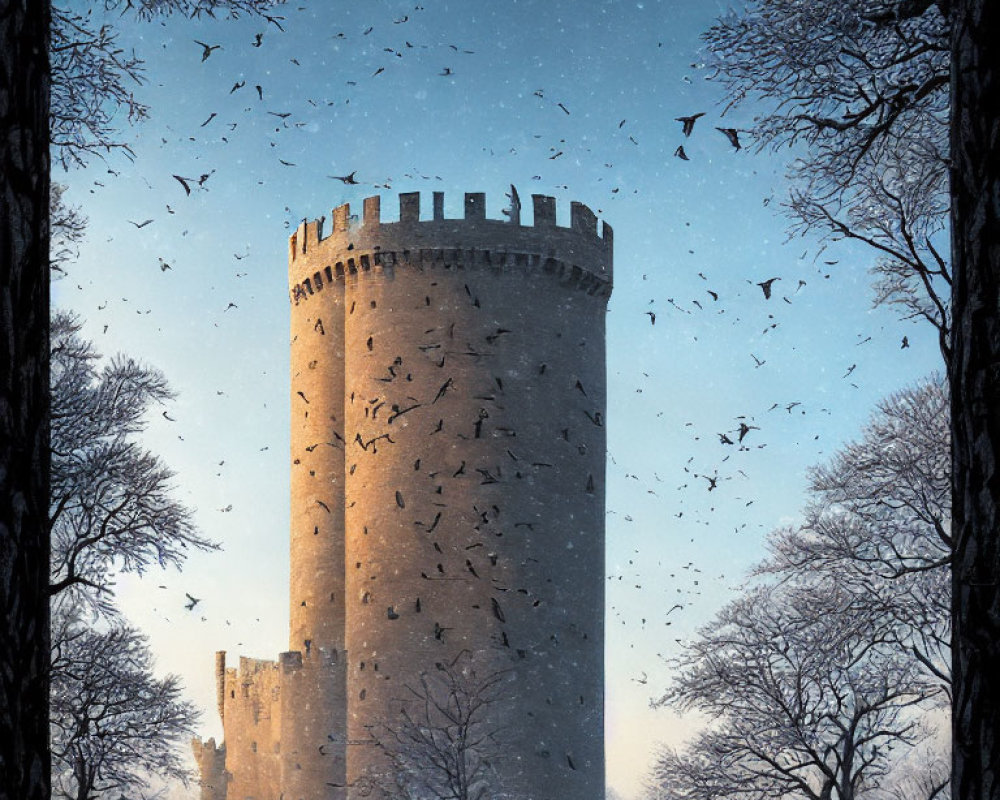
[{"x1": 53, "y1": 1, "x2": 943, "y2": 796}]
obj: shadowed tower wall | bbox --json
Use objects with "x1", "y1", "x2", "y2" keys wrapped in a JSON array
[{"x1": 289, "y1": 190, "x2": 611, "y2": 800}]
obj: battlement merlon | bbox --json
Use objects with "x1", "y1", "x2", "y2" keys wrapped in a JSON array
[{"x1": 288, "y1": 190, "x2": 613, "y2": 281}]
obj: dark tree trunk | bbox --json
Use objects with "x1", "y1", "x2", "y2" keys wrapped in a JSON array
[
  {"x1": 949, "y1": 1, "x2": 1000, "y2": 799},
  {"x1": 0, "y1": 2, "x2": 51, "y2": 800}
]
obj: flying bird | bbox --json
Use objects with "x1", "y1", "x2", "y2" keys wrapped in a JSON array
[
  {"x1": 128, "y1": 218, "x2": 154, "y2": 228},
  {"x1": 184, "y1": 593, "x2": 201, "y2": 610},
  {"x1": 673, "y1": 145, "x2": 689, "y2": 161},
  {"x1": 329, "y1": 171, "x2": 359, "y2": 184},
  {"x1": 172, "y1": 175, "x2": 193, "y2": 195},
  {"x1": 645, "y1": 310, "x2": 656, "y2": 325},
  {"x1": 675, "y1": 112, "x2": 705, "y2": 136},
  {"x1": 433, "y1": 377, "x2": 454, "y2": 403},
  {"x1": 757, "y1": 277, "x2": 780, "y2": 299},
  {"x1": 717, "y1": 127, "x2": 742, "y2": 150},
  {"x1": 194, "y1": 40, "x2": 221, "y2": 61},
  {"x1": 503, "y1": 184, "x2": 521, "y2": 221}
]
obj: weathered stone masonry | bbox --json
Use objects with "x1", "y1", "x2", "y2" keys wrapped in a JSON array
[{"x1": 194, "y1": 190, "x2": 612, "y2": 800}]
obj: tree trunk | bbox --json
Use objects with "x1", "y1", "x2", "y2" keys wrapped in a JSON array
[
  {"x1": 0, "y1": 2, "x2": 51, "y2": 800},
  {"x1": 949, "y1": 1, "x2": 1000, "y2": 799}
]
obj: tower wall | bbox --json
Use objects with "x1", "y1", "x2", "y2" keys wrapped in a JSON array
[{"x1": 289, "y1": 191, "x2": 611, "y2": 800}]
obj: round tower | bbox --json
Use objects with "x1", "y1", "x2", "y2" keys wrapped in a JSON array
[{"x1": 288, "y1": 190, "x2": 612, "y2": 800}]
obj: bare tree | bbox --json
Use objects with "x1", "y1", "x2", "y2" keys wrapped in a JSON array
[
  {"x1": 375, "y1": 651, "x2": 509, "y2": 800},
  {"x1": 49, "y1": 312, "x2": 214, "y2": 617},
  {"x1": 50, "y1": 0, "x2": 284, "y2": 169},
  {"x1": 703, "y1": 0, "x2": 951, "y2": 354},
  {"x1": 49, "y1": 610, "x2": 199, "y2": 800},
  {"x1": 760, "y1": 376, "x2": 951, "y2": 691},
  {"x1": 3, "y1": 4, "x2": 283, "y2": 796},
  {"x1": 703, "y1": 3, "x2": 1000, "y2": 793},
  {"x1": 649, "y1": 582, "x2": 943, "y2": 800},
  {"x1": 50, "y1": 184, "x2": 86, "y2": 276}
]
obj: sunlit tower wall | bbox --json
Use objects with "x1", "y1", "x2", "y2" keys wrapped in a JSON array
[{"x1": 288, "y1": 190, "x2": 612, "y2": 800}]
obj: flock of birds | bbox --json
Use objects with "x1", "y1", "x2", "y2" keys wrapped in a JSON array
[
  {"x1": 58, "y1": 5, "x2": 924, "y2": 766},
  {"x1": 672, "y1": 111, "x2": 741, "y2": 161}
]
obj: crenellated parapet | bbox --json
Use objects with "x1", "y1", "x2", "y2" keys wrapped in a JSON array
[
  {"x1": 192, "y1": 737, "x2": 228, "y2": 800},
  {"x1": 216, "y1": 655, "x2": 284, "y2": 800},
  {"x1": 288, "y1": 191, "x2": 613, "y2": 305}
]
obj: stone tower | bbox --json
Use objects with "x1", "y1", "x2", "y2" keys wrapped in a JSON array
[{"x1": 195, "y1": 190, "x2": 612, "y2": 800}]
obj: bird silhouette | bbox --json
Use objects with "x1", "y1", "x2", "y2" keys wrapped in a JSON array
[
  {"x1": 433, "y1": 377, "x2": 454, "y2": 403},
  {"x1": 172, "y1": 175, "x2": 193, "y2": 195},
  {"x1": 194, "y1": 40, "x2": 221, "y2": 61},
  {"x1": 329, "y1": 171, "x2": 359, "y2": 184},
  {"x1": 717, "y1": 127, "x2": 742, "y2": 150},
  {"x1": 675, "y1": 112, "x2": 705, "y2": 136},
  {"x1": 674, "y1": 145, "x2": 689, "y2": 161},
  {"x1": 184, "y1": 593, "x2": 201, "y2": 610},
  {"x1": 757, "y1": 277, "x2": 779, "y2": 299}
]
